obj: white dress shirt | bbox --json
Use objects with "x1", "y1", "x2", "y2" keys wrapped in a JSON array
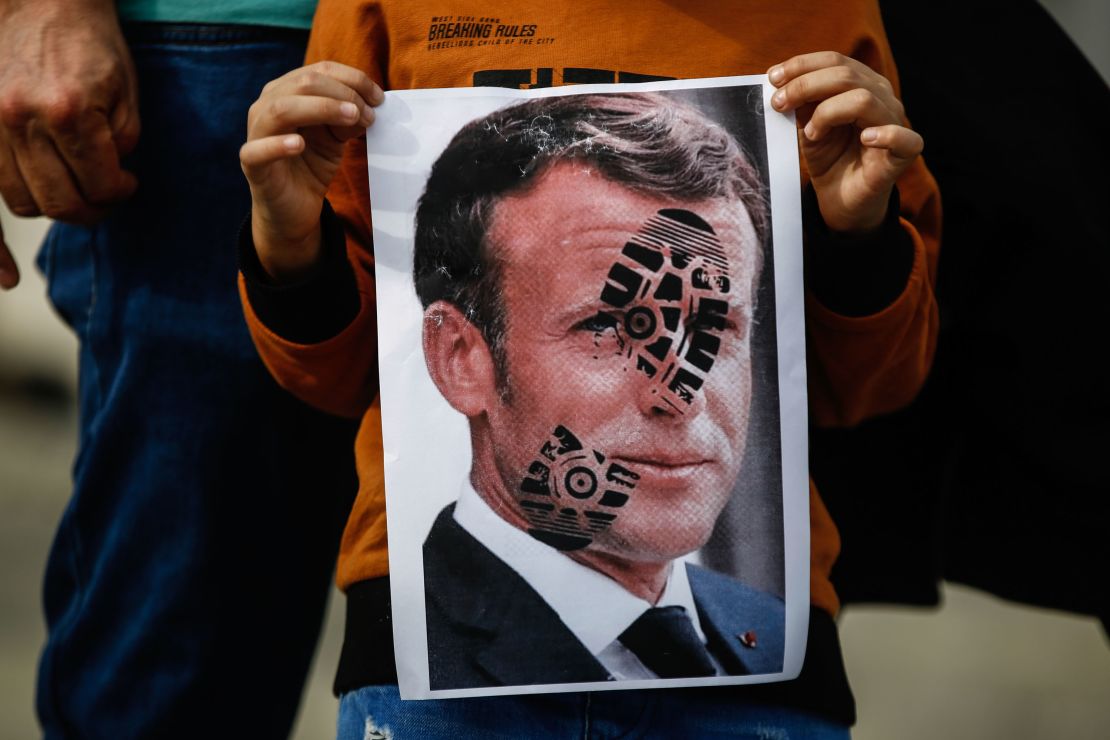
[{"x1": 453, "y1": 480, "x2": 722, "y2": 680}]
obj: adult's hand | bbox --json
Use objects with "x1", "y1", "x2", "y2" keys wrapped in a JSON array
[
  {"x1": 768, "y1": 52, "x2": 923, "y2": 234},
  {"x1": 240, "y1": 61, "x2": 382, "y2": 283},
  {"x1": 0, "y1": 0, "x2": 140, "y2": 262}
]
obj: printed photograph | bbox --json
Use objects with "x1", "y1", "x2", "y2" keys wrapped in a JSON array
[{"x1": 368, "y1": 79, "x2": 807, "y2": 697}]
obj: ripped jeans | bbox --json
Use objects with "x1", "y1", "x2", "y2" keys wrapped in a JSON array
[{"x1": 337, "y1": 685, "x2": 851, "y2": 739}]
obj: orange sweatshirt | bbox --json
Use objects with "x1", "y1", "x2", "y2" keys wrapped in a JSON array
[{"x1": 240, "y1": 0, "x2": 940, "y2": 620}]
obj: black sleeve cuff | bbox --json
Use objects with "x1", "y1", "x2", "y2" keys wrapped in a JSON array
[
  {"x1": 803, "y1": 184, "x2": 915, "y2": 317},
  {"x1": 238, "y1": 199, "x2": 361, "y2": 344}
]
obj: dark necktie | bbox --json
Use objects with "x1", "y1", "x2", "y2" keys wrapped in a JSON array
[{"x1": 618, "y1": 605, "x2": 717, "y2": 678}]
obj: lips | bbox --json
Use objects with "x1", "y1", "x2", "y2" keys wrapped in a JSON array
[
  {"x1": 612, "y1": 453, "x2": 714, "y2": 472},
  {"x1": 609, "y1": 456, "x2": 718, "y2": 492}
]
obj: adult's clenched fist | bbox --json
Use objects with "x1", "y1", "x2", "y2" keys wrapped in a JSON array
[{"x1": 0, "y1": 0, "x2": 140, "y2": 289}]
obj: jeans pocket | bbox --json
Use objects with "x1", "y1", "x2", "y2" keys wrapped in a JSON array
[{"x1": 37, "y1": 222, "x2": 96, "y2": 337}]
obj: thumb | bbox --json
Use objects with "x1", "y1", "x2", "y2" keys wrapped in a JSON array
[
  {"x1": 0, "y1": 222, "x2": 21, "y2": 290},
  {"x1": 107, "y1": 105, "x2": 140, "y2": 199},
  {"x1": 110, "y1": 101, "x2": 142, "y2": 159},
  {"x1": 110, "y1": 64, "x2": 142, "y2": 158}
]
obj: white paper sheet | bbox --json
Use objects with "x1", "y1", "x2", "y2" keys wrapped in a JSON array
[{"x1": 367, "y1": 75, "x2": 808, "y2": 699}]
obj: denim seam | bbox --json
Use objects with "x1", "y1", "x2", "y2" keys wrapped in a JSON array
[
  {"x1": 52, "y1": 230, "x2": 97, "y2": 730},
  {"x1": 36, "y1": 507, "x2": 88, "y2": 739},
  {"x1": 85, "y1": 230, "x2": 104, "y2": 429}
]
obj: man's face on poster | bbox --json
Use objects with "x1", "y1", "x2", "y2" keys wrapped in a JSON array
[{"x1": 477, "y1": 163, "x2": 760, "y2": 565}]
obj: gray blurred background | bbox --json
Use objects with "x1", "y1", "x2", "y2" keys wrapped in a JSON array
[{"x1": 1, "y1": 2, "x2": 1107, "y2": 738}]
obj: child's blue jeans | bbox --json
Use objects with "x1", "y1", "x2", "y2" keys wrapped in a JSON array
[{"x1": 339, "y1": 684, "x2": 851, "y2": 739}]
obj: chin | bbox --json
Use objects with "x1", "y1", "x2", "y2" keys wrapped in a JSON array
[{"x1": 601, "y1": 521, "x2": 717, "y2": 564}]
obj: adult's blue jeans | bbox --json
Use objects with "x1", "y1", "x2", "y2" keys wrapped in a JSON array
[
  {"x1": 34, "y1": 24, "x2": 358, "y2": 739},
  {"x1": 338, "y1": 686, "x2": 851, "y2": 739}
]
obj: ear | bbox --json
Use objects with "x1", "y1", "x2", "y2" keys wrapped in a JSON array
[{"x1": 422, "y1": 300, "x2": 499, "y2": 418}]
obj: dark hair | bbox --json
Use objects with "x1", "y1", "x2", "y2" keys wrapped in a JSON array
[{"x1": 414, "y1": 92, "x2": 768, "y2": 378}]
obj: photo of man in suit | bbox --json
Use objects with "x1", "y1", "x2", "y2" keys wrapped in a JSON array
[{"x1": 415, "y1": 91, "x2": 786, "y2": 690}]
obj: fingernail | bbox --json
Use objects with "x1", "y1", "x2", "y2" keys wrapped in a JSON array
[
  {"x1": 861, "y1": 128, "x2": 879, "y2": 143},
  {"x1": 283, "y1": 135, "x2": 301, "y2": 151},
  {"x1": 772, "y1": 90, "x2": 786, "y2": 109},
  {"x1": 804, "y1": 122, "x2": 816, "y2": 140},
  {"x1": 340, "y1": 102, "x2": 359, "y2": 119},
  {"x1": 769, "y1": 66, "x2": 785, "y2": 85},
  {"x1": 362, "y1": 104, "x2": 375, "y2": 123}
]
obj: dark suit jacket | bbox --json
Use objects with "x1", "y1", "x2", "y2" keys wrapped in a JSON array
[{"x1": 423, "y1": 504, "x2": 785, "y2": 690}]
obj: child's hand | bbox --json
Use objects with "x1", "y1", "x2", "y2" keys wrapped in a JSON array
[
  {"x1": 767, "y1": 52, "x2": 922, "y2": 234},
  {"x1": 240, "y1": 61, "x2": 382, "y2": 281}
]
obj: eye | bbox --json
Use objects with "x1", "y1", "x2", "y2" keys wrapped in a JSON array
[{"x1": 575, "y1": 311, "x2": 620, "y2": 333}]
